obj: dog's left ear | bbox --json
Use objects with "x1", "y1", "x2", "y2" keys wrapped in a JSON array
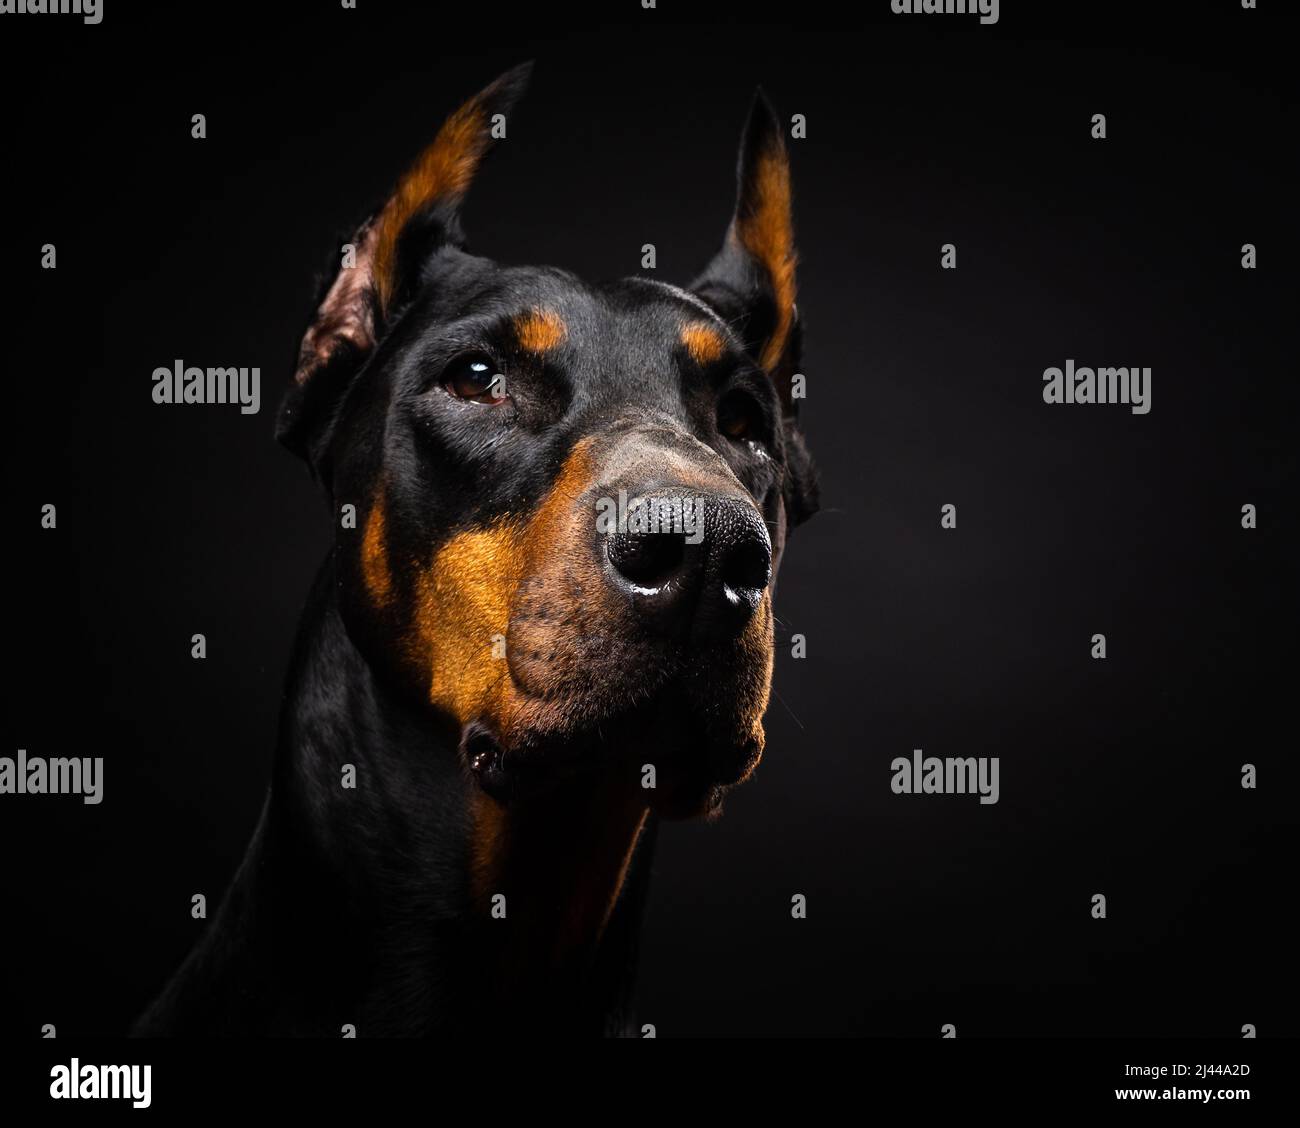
[
  {"x1": 691, "y1": 90, "x2": 800, "y2": 416},
  {"x1": 278, "y1": 62, "x2": 532, "y2": 470}
]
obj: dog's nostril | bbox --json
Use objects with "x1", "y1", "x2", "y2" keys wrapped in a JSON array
[
  {"x1": 721, "y1": 537, "x2": 771, "y2": 599},
  {"x1": 607, "y1": 529, "x2": 686, "y2": 590}
]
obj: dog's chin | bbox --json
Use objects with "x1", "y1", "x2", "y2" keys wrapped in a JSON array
[
  {"x1": 640, "y1": 730, "x2": 764, "y2": 820},
  {"x1": 463, "y1": 661, "x2": 768, "y2": 817}
]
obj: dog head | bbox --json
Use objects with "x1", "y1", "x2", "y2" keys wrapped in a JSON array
[{"x1": 278, "y1": 64, "x2": 819, "y2": 817}]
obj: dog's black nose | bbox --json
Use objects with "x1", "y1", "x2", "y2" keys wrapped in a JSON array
[{"x1": 604, "y1": 493, "x2": 771, "y2": 641}]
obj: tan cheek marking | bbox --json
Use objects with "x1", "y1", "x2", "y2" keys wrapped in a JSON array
[
  {"x1": 513, "y1": 308, "x2": 567, "y2": 356},
  {"x1": 681, "y1": 321, "x2": 727, "y2": 366},
  {"x1": 414, "y1": 521, "x2": 527, "y2": 727},
  {"x1": 517, "y1": 440, "x2": 595, "y2": 579},
  {"x1": 361, "y1": 493, "x2": 393, "y2": 607},
  {"x1": 734, "y1": 146, "x2": 797, "y2": 372},
  {"x1": 410, "y1": 439, "x2": 597, "y2": 734}
]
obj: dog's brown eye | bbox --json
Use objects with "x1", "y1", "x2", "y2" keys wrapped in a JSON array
[
  {"x1": 443, "y1": 354, "x2": 507, "y2": 405},
  {"x1": 717, "y1": 390, "x2": 759, "y2": 440}
]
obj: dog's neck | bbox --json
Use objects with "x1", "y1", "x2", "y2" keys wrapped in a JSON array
[{"x1": 139, "y1": 559, "x2": 654, "y2": 1036}]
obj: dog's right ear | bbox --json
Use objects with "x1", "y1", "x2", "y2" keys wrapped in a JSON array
[
  {"x1": 691, "y1": 90, "x2": 799, "y2": 416},
  {"x1": 277, "y1": 62, "x2": 532, "y2": 471}
]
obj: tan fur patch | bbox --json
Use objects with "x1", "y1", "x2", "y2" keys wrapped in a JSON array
[
  {"x1": 373, "y1": 98, "x2": 494, "y2": 312},
  {"x1": 734, "y1": 145, "x2": 797, "y2": 373},
  {"x1": 513, "y1": 308, "x2": 567, "y2": 355},
  {"x1": 410, "y1": 441, "x2": 596, "y2": 736},
  {"x1": 361, "y1": 493, "x2": 393, "y2": 608},
  {"x1": 680, "y1": 321, "x2": 727, "y2": 366},
  {"x1": 413, "y1": 520, "x2": 527, "y2": 726}
]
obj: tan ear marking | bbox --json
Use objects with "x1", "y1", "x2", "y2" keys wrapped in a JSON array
[
  {"x1": 372, "y1": 98, "x2": 493, "y2": 312},
  {"x1": 733, "y1": 143, "x2": 797, "y2": 373},
  {"x1": 371, "y1": 62, "x2": 532, "y2": 312}
]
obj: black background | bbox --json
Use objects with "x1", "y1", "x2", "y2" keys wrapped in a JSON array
[{"x1": 3, "y1": 0, "x2": 1295, "y2": 1038}]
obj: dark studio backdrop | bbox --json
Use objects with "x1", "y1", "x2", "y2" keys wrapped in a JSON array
[{"x1": 2, "y1": 0, "x2": 1295, "y2": 1039}]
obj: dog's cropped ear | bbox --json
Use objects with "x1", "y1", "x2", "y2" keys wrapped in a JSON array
[
  {"x1": 691, "y1": 90, "x2": 800, "y2": 416},
  {"x1": 277, "y1": 62, "x2": 533, "y2": 469}
]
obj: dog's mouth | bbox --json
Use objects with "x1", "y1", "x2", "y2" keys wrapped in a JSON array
[
  {"x1": 462, "y1": 624, "x2": 772, "y2": 817},
  {"x1": 460, "y1": 710, "x2": 763, "y2": 819}
]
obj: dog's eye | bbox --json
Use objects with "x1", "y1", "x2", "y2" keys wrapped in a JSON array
[
  {"x1": 443, "y1": 354, "x2": 507, "y2": 405},
  {"x1": 717, "y1": 389, "x2": 761, "y2": 441}
]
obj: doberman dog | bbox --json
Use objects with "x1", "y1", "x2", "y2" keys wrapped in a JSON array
[{"x1": 134, "y1": 63, "x2": 818, "y2": 1037}]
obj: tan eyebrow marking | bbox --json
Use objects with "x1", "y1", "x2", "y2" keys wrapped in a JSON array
[
  {"x1": 512, "y1": 308, "x2": 568, "y2": 355},
  {"x1": 680, "y1": 321, "x2": 728, "y2": 366}
]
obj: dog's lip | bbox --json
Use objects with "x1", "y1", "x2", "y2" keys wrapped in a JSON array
[
  {"x1": 460, "y1": 722, "x2": 515, "y2": 802},
  {"x1": 460, "y1": 715, "x2": 600, "y2": 804}
]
